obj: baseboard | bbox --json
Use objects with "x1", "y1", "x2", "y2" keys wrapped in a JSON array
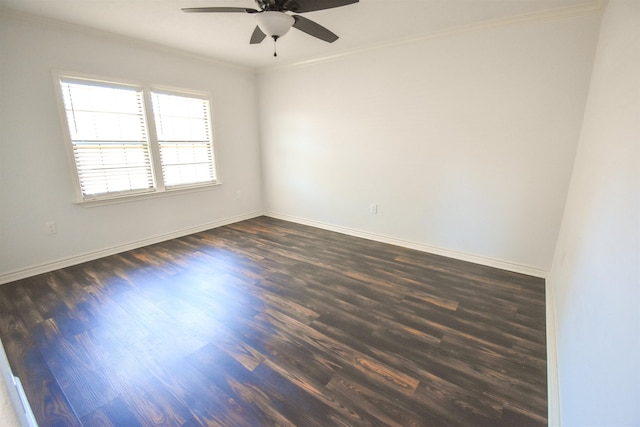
[
  {"x1": 546, "y1": 277, "x2": 561, "y2": 427},
  {"x1": 2, "y1": 209, "x2": 548, "y2": 285},
  {"x1": 265, "y1": 211, "x2": 548, "y2": 279},
  {"x1": 1, "y1": 209, "x2": 558, "y2": 423},
  {"x1": 0, "y1": 211, "x2": 263, "y2": 285},
  {"x1": 266, "y1": 211, "x2": 556, "y2": 421},
  {"x1": 0, "y1": 336, "x2": 34, "y2": 427}
]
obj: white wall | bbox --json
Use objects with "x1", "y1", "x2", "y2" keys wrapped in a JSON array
[
  {"x1": 0, "y1": 11, "x2": 263, "y2": 282},
  {"x1": 549, "y1": 1, "x2": 640, "y2": 425},
  {"x1": 259, "y1": 12, "x2": 600, "y2": 273},
  {"x1": 1, "y1": 4, "x2": 636, "y2": 426}
]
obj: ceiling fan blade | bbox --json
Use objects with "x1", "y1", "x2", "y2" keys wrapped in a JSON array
[
  {"x1": 292, "y1": 15, "x2": 338, "y2": 43},
  {"x1": 250, "y1": 26, "x2": 267, "y2": 44},
  {"x1": 181, "y1": 7, "x2": 260, "y2": 13},
  {"x1": 285, "y1": 0, "x2": 358, "y2": 13}
]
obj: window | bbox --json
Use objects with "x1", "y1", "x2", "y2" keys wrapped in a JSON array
[
  {"x1": 59, "y1": 79, "x2": 154, "y2": 198},
  {"x1": 57, "y1": 74, "x2": 218, "y2": 202},
  {"x1": 151, "y1": 91, "x2": 216, "y2": 189}
]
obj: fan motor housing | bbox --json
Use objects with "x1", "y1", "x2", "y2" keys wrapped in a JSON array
[{"x1": 257, "y1": 0, "x2": 299, "y2": 12}]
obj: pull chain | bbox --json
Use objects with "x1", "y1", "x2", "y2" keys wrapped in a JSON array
[{"x1": 272, "y1": 35, "x2": 279, "y2": 57}]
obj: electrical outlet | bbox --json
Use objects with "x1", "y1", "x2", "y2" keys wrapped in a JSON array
[
  {"x1": 235, "y1": 190, "x2": 242, "y2": 199},
  {"x1": 370, "y1": 203, "x2": 378, "y2": 215},
  {"x1": 45, "y1": 221, "x2": 57, "y2": 235}
]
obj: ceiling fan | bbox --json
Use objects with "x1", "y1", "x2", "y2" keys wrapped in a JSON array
[{"x1": 182, "y1": 0, "x2": 359, "y2": 56}]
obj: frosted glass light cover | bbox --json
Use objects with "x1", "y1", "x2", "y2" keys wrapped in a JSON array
[{"x1": 256, "y1": 11, "x2": 294, "y2": 37}]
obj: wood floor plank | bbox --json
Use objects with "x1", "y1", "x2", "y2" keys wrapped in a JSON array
[
  {"x1": 0, "y1": 216, "x2": 547, "y2": 426},
  {"x1": 81, "y1": 397, "x2": 144, "y2": 427},
  {"x1": 0, "y1": 311, "x2": 82, "y2": 426}
]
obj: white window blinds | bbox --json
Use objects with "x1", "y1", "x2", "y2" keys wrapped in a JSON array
[
  {"x1": 151, "y1": 91, "x2": 216, "y2": 188},
  {"x1": 57, "y1": 74, "x2": 219, "y2": 203},
  {"x1": 60, "y1": 79, "x2": 155, "y2": 199}
]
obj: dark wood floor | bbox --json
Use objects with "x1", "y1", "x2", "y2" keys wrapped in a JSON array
[{"x1": 0, "y1": 216, "x2": 547, "y2": 426}]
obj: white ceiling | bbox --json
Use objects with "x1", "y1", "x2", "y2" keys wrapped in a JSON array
[{"x1": 0, "y1": 0, "x2": 600, "y2": 69}]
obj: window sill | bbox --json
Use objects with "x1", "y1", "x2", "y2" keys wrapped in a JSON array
[{"x1": 75, "y1": 182, "x2": 221, "y2": 208}]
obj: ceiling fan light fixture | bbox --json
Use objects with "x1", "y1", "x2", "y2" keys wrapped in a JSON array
[{"x1": 256, "y1": 11, "x2": 295, "y2": 38}]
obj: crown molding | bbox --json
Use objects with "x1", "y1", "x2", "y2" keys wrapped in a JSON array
[
  {"x1": 1, "y1": 1, "x2": 605, "y2": 75},
  {"x1": 0, "y1": 6, "x2": 256, "y2": 74},
  {"x1": 259, "y1": 0, "x2": 605, "y2": 73}
]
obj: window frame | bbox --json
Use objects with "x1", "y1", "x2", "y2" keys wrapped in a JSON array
[
  {"x1": 53, "y1": 71, "x2": 221, "y2": 206},
  {"x1": 149, "y1": 87, "x2": 218, "y2": 191}
]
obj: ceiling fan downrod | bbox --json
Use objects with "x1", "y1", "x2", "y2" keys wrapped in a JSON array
[{"x1": 181, "y1": 0, "x2": 359, "y2": 57}]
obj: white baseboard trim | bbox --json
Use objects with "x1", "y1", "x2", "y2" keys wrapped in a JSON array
[
  {"x1": 0, "y1": 337, "x2": 27, "y2": 427},
  {"x1": 265, "y1": 211, "x2": 548, "y2": 279},
  {"x1": 546, "y1": 277, "x2": 561, "y2": 427},
  {"x1": 266, "y1": 211, "x2": 557, "y2": 422},
  {"x1": 0, "y1": 211, "x2": 263, "y2": 285},
  {"x1": 1, "y1": 210, "x2": 558, "y2": 423}
]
